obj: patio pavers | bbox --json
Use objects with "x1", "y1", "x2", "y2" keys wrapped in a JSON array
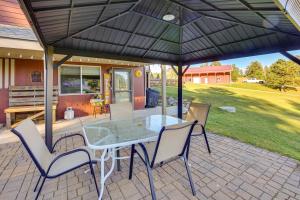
[{"x1": 0, "y1": 131, "x2": 299, "y2": 200}]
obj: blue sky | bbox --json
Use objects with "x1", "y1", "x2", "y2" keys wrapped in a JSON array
[
  {"x1": 192, "y1": 50, "x2": 300, "y2": 69},
  {"x1": 150, "y1": 50, "x2": 300, "y2": 72}
]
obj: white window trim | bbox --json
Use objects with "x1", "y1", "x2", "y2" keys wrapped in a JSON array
[{"x1": 59, "y1": 64, "x2": 102, "y2": 96}]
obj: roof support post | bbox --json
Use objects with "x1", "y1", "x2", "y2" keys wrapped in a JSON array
[
  {"x1": 177, "y1": 65, "x2": 183, "y2": 119},
  {"x1": 280, "y1": 51, "x2": 300, "y2": 65},
  {"x1": 161, "y1": 65, "x2": 167, "y2": 115},
  {"x1": 44, "y1": 46, "x2": 54, "y2": 151}
]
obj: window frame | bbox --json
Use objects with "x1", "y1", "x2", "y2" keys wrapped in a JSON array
[{"x1": 59, "y1": 64, "x2": 102, "y2": 96}]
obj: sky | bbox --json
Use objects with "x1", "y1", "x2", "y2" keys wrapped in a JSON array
[
  {"x1": 150, "y1": 49, "x2": 300, "y2": 73},
  {"x1": 199, "y1": 50, "x2": 300, "y2": 69}
]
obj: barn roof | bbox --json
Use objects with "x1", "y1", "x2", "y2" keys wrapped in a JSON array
[
  {"x1": 185, "y1": 65, "x2": 233, "y2": 74},
  {"x1": 18, "y1": 0, "x2": 300, "y2": 65}
]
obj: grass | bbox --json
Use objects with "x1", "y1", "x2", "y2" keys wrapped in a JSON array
[{"x1": 157, "y1": 83, "x2": 300, "y2": 161}]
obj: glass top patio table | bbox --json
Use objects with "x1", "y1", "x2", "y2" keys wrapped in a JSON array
[{"x1": 83, "y1": 115, "x2": 187, "y2": 150}]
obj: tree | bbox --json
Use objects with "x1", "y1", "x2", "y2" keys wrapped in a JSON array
[
  {"x1": 266, "y1": 59, "x2": 299, "y2": 89},
  {"x1": 231, "y1": 64, "x2": 240, "y2": 82},
  {"x1": 200, "y1": 63, "x2": 209, "y2": 67},
  {"x1": 210, "y1": 61, "x2": 222, "y2": 66},
  {"x1": 246, "y1": 61, "x2": 264, "y2": 79},
  {"x1": 166, "y1": 67, "x2": 177, "y2": 80}
]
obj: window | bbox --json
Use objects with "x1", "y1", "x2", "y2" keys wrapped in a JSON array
[
  {"x1": 60, "y1": 65, "x2": 101, "y2": 95},
  {"x1": 31, "y1": 71, "x2": 42, "y2": 83},
  {"x1": 82, "y1": 67, "x2": 101, "y2": 94}
]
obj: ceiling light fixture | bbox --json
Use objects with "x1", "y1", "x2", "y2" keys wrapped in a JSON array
[{"x1": 163, "y1": 13, "x2": 175, "y2": 21}]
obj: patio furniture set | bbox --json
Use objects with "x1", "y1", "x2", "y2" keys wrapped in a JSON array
[{"x1": 11, "y1": 102, "x2": 211, "y2": 200}]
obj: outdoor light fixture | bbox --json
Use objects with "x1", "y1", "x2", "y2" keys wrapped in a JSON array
[{"x1": 163, "y1": 13, "x2": 175, "y2": 21}]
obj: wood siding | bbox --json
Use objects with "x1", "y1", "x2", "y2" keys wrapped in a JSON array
[{"x1": 0, "y1": 0, "x2": 30, "y2": 27}]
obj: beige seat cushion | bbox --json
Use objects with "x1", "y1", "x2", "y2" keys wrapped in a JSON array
[{"x1": 47, "y1": 146, "x2": 95, "y2": 176}]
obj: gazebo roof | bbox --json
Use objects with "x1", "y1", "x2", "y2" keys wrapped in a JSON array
[{"x1": 19, "y1": 0, "x2": 300, "y2": 65}]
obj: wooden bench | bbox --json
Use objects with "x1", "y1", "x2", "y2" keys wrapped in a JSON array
[{"x1": 4, "y1": 86, "x2": 58, "y2": 128}]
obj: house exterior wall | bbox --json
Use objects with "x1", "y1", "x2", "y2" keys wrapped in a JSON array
[
  {"x1": 0, "y1": 58, "x2": 146, "y2": 124},
  {"x1": 0, "y1": 0, "x2": 30, "y2": 27}
]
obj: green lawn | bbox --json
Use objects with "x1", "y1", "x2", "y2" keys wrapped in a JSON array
[{"x1": 159, "y1": 83, "x2": 300, "y2": 160}]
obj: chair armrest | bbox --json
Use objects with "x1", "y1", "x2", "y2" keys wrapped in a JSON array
[
  {"x1": 46, "y1": 148, "x2": 92, "y2": 175},
  {"x1": 51, "y1": 133, "x2": 86, "y2": 153}
]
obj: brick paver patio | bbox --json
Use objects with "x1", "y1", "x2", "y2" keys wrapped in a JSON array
[{"x1": 0, "y1": 131, "x2": 299, "y2": 200}]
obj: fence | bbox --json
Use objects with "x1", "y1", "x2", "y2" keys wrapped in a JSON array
[{"x1": 150, "y1": 79, "x2": 177, "y2": 86}]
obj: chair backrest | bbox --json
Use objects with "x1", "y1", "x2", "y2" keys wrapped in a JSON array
[
  {"x1": 151, "y1": 120, "x2": 197, "y2": 166},
  {"x1": 186, "y1": 103, "x2": 210, "y2": 132},
  {"x1": 110, "y1": 102, "x2": 133, "y2": 120},
  {"x1": 11, "y1": 119, "x2": 53, "y2": 175}
]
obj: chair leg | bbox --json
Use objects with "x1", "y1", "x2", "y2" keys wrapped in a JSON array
[
  {"x1": 89, "y1": 162, "x2": 99, "y2": 196},
  {"x1": 129, "y1": 144, "x2": 135, "y2": 180},
  {"x1": 35, "y1": 176, "x2": 46, "y2": 200},
  {"x1": 183, "y1": 155, "x2": 196, "y2": 196},
  {"x1": 145, "y1": 159, "x2": 156, "y2": 200},
  {"x1": 116, "y1": 149, "x2": 121, "y2": 171},
  {"x1": 203, "y1": 130, "x2": 211, "y2": 154},
  {"x1": 139, "y1": 145, "x2": 156, "y2": 200},
  {"x1": 186, "y1": 139, "x2": 191, "y2": 160},
  {"x1": 33, "y1": 175, "x2": 41, "y2": 192}
]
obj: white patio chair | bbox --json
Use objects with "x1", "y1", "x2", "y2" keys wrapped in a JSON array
[
  {"x1": 128, "y1": 120, "x2": 198, "y2": 200},
  {"x1": 11, "y1": 119, "x2": 99, "y2": 200},
  {"x1": 109, "y1": 102, "x2": 133, "y2": 120},
  {"x1": 186, "y1": 103, "x2": 211, "y2": 155}
]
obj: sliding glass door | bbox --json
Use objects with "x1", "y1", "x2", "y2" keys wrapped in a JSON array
[{"x1": 113, "y1": 69, "x2": 132, "y2": 103}]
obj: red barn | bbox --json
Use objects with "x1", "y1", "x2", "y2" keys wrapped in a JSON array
[{"x1": 183, "y1": 65, "x2": 233, "y2": 84}]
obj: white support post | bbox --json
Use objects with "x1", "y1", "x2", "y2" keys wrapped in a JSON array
[
  {"x1": 10, "y1": 59, "x2": 15, "y2": 86},
  {"x1": 44, "y1": 46, "x2": 54, "y2": 151},
  {"x1": 161, "y1": 64, "x2": 167, "y2": 115},
  {"x1": 4, "y1": 59, "x2": 9, "y2": 88}
]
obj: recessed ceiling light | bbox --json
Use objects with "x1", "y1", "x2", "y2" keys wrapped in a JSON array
[{"x1": 163, "y1": 13, "x2": 175, "y2": 21}]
